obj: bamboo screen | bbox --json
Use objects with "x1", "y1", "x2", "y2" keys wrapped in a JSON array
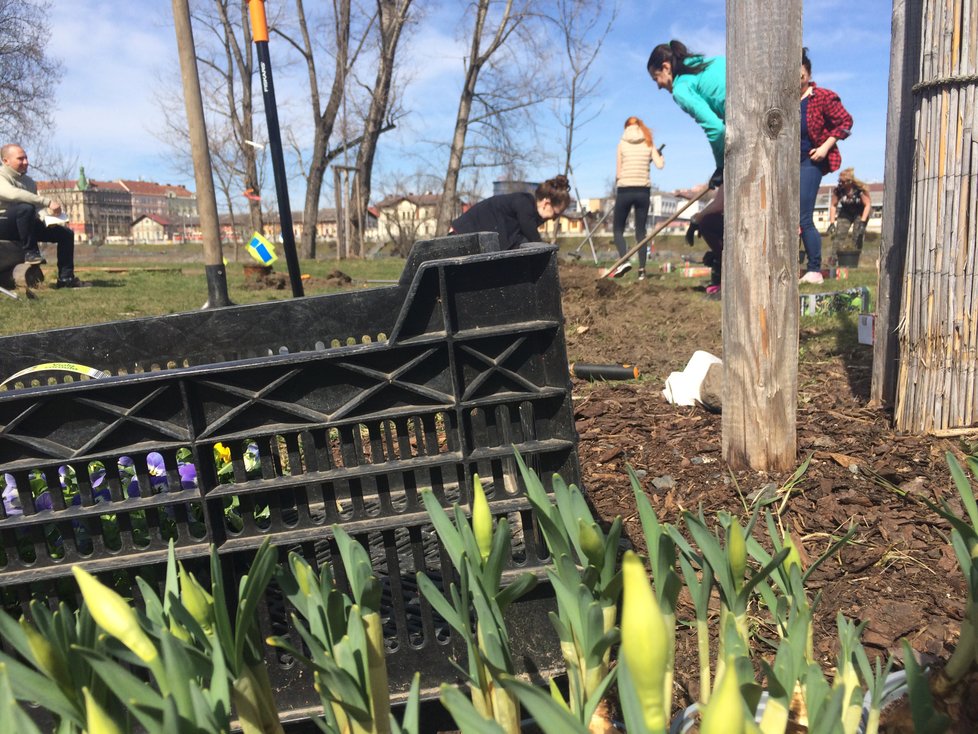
[{"x1": 895, "y1": 0, "x2": 978, "y2": 433}]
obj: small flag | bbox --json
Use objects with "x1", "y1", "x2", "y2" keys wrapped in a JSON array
[{"x1": 247, "y1": 232, "x2": 278, "y2": 265}]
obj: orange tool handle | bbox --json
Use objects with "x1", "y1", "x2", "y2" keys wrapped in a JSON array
[{"x1": 248, "y1": 0, "x2": 269, "y2": 42}]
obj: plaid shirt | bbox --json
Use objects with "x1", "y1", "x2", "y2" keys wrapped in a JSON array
[{"x1": 804, "y1": 83, "x2": 852, "y2": 174}]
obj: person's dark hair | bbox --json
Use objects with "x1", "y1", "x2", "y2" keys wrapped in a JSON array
[
  {"x1": 535, "y1": 174, "x2": 571, "y2": 210},
  {"x1": 647, "y1": 40, "x2": 709, "y2": 77},
  {"x1": 801, "y1": 47, "x2": 811, "y2": 74}
]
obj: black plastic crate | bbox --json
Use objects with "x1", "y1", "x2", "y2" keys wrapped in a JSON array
[{"x1": 0, "y1": 234, "x2": 579, "y2": 717}]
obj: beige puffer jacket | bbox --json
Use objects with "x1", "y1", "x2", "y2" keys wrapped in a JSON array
[{"x1": 616, "y1": 125, "x2": 654, "y2": 188}]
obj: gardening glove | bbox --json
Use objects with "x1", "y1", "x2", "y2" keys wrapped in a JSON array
[
  {"x1": 685, "y1": 220, "x2": 699, "y2": 246},
  {"x1": 853, "y1": 220, "x2": 867, "y2": 238},
  {"x1": 708, "y1": 167, "x2": 723, "y2": 190},
  {"x1": 826, "y1": 222, "x2": 837, "y2": 237}
]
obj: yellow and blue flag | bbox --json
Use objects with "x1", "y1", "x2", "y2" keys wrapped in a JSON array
[{"x1": 247, "y1": 232, "x2": 278, "y2": 265}]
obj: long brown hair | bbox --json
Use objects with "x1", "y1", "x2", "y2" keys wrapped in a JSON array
[
  {"x1": 535, "y1": 174, "x2": 571, "y2": 210},
  {"x1": 647, "y1": 40, "x2": 710, "y2": 77},
  {"x1": 624, "y1": 116, "x2": 653, "y2": 147}
]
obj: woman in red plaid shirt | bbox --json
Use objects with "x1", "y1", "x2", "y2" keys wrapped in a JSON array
[{"x1": 799, "y1": 47, "x2": 853, "y2": 284}]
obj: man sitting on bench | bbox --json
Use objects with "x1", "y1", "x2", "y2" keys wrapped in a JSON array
[{"x1": 0, "y1": 143, "x2": 89, "y2": 289}]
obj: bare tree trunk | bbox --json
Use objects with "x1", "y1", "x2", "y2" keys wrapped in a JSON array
[
  {"x1": 158, "y1": 1, "x2": 264, "y2": 237},
  {"x1": 871, "y1": 0, "x2": 921, "y2": 408},
  {"x1": 348, "y1": 0, "x2": 412, "y2": 256},
  {"x1": 288, "y1": 0, "x2": 352, "y2": 260},
  {"x1": 548, "y1": 0, "x2": 616, "y2": 177},
  {"x1": 722, "y1": 0, "x2": 801, "y2": 471},
  {"x1": 222, "y1": 0, "x2": 264, "y2": 233},
  {"x1": 435, "y1": 0, "x2": 520, "y2": 236}
]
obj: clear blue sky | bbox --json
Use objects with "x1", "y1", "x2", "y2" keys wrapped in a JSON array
[{"x1": 46, "y1": 0, "x2": 893, "y2": 205}]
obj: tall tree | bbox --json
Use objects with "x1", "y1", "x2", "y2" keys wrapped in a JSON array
[
  {"x1": 156, "y1": 0, "x2": 266, "y2": 235},
  {"x1": 0, "y1": 0, "x2": 62, "y2": 143},
  {"x1": 208, "y1": 0, "x2": 264, "y2": 233},
  {"x1": 273, "y1": 0, "x2": 354, "y2": 259},
  {"x1": 344, "y1": 0, "x2": 413, "y2": 258},
  {"x1": 433, "y1": 0, "x2": 547, "y2": 236},
  {"x1": 545, "y1": 0, "x2": 616, "y2": 177}
]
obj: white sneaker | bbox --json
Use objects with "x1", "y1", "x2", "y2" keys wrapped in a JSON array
[
  {"x1": 611, "y1": 262, "x2": 632, "y2": 278},
  {"x1": 799, "y1": 271, "x2": 824, "y2": 285}
]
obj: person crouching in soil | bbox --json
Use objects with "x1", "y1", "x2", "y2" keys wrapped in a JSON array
[
  {"x1": 828, "y1": 167, "x2": 872, "y2": 255},
  {"x1": 647, "y1": 40, "x2": 725, "y2": 297},
  {"x1": 450, "y1": 175, "x2": 571, "y2": 250}
]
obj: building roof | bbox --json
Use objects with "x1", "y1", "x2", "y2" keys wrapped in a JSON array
[
  {"x1": 118, "y1": 179, "x2": 194, "y2": 197},
  {"x1": 374, "y1": 193, "x2": 442, "y2": 209},
  {"x1": 37, "y1": 178, "x2": 130, "y2": 192},
  {"x1": 133, "y1": 214, "x2": 172, "y2": 226},
  {"x1": 36, "y1": 180, "x2": 76, "y2": 192}
]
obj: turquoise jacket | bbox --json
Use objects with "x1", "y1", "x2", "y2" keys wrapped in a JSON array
[{"x1": 671, "y1": 56, "x2": 726, "y2": 168}]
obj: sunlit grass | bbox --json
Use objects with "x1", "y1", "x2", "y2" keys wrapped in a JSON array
[{"x1": 0, "y1": 246, "x2": 406, "y2": 338}]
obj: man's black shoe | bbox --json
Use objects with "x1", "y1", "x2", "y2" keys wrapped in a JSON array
[
  {"x1": 54, "y1": 276, "x2": 92, "y2": 289},
  {"x1": 24, "y1": 251, "x2": 46, "y2": 265}
]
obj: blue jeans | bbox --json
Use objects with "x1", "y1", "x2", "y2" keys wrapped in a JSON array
[{"x1": 799, "y1": 157, "x2": 823, "y2": 272}]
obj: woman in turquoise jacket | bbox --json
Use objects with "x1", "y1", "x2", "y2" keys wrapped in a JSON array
[{"x1": 648, "y1": 40, "x2": 726, "y2": 295}]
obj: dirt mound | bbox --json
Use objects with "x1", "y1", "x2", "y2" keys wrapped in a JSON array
[{"x1": 561, "y1": 260, "x2": 967, "y2": 714}]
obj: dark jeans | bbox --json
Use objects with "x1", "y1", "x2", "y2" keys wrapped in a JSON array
[
  {"x1": 799, "y1": 157, "x2": 823, "y2": 272},
  {"x1": 613, "y1": 186, "x2": 650, "y2": 269},
  {"x1": 697, "y1": 184, "x2": 724, "y2": 286},
  {"x1": 0, "y1": 202, "x2": 75, "y2": 279}
]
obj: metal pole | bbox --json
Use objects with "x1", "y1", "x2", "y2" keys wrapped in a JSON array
[
  {"x1": 248, "y1": 0, "x2": 304, "y2": 297},
  {"x1": 171, "y1": 0, "x2": 232, "y2": 308},
  {"x1": 566, "y1": 164, "x2": 599, "y2": 263}
]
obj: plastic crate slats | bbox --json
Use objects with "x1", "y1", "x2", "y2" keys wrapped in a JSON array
[{"x1": 0, "y1": 237, "x2": 579, "y2": 715}]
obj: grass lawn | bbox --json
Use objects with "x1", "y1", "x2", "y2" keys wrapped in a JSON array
[{"x1": 0, "y1": 246, "x2": 407, "y2": 338}]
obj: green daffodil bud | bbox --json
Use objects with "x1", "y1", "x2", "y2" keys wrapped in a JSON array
[
  {"x1": 620, "y1": 550, "x2": 669, "y2": 731},
  {"x1": 291, "y1": 555, "x2": 316, "y2": 598},
  {"x1": 727, "y1": 520, "x2": 747, "y2": 589},
  {"x1": 19, "y1": 617, "x2": 69, "y2": 690},
  {"x1": 83, "y1": 687, "x2": 124, "y2": 734},
  {"x1": 699, "y1": 657, "x2": 745, "y2": 734},
  {"x1": 72, "y1": 567, "x2": 158, "y2": 665},
  {"x1": 179, "y1": 562, "x2": 214, "y2": 633},
  {"x1": 782, "y1": 533, "x2": 803, "y2": 575},
  {"x1": 577, "y1": 519, "x2": 605, "y2": 568},
  {"x1": 472, "y1": 473, "x2": 493, "y2": 563}
]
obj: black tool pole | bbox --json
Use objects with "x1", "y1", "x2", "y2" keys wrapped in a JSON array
[{"x1": 248, "y1": 0, "x2": 303, "y2": 297}]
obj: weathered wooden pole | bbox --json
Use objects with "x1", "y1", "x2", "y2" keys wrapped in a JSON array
[
  {"x1": 722, "y1": 0, "x2": 801, "y2": 471},
  {"x1": 872, "y1": 0, "x2": 922, "y2": 407},
  {"x1": 895, "y1": 0, "x2": 978, "y2": 433},
  {"x1": 172, "y1": 0, "x2": 232, "y2": 308}
]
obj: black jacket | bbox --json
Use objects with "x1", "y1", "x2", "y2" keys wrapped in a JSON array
[{"x1": 451, "y1": 192, "x2": 545, "y2": 249}]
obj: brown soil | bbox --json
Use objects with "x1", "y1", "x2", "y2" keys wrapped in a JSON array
[{"x1": 558, "y1": 260, "x2": 973, "y2": 727}]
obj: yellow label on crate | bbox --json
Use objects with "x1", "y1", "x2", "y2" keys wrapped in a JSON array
[{"x1": 0, "y1": 362, "x2": 110, "y2": 389}]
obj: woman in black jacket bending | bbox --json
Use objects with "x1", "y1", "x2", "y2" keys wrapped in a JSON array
[{"x1": 451, "y1": 175, "x2": 571, "y2": 249}]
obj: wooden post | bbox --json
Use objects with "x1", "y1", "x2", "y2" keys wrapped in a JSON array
[
  {"x1": 895, "y1": 0, "x2": 978, "y2": 432},
  {"x1": 333, "y1": 166, "x2": 346, "y2": 260},
  {"x1": 722, "y1": 0, "x2": 801, "y2": 471},
  {"x1": 172, "y1": 0, "x2": 232, "y2": 308},
  {"x1": 872, "y1": 0, "x2": 922, "y2": 407}
]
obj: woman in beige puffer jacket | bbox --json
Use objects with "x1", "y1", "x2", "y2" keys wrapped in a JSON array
[{"x1": 611, "y1": 117, "x2": 664, "y2": 279}]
